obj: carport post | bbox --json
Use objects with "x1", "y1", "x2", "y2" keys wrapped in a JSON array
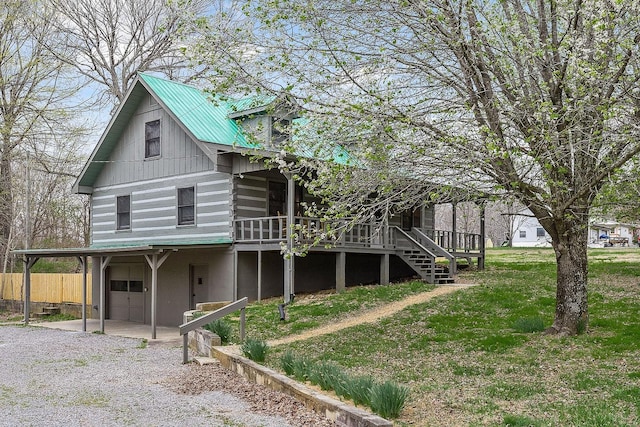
[
  {"x1": 100, "y1": 256, "x2": 112, "y2": 334},
  {"x1": 78, "y1": 256, "x2": 88, "y2": 332},
  {"x1": 23, "y1": 256, "x2": 38, "y2": 324},
  {"x1": 145, "y1": 251, "x2": 172, "y2": 340}
]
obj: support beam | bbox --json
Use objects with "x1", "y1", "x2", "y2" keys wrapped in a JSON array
[
  {"x1": 336, "y1": 252, "x2": 346, "y2": 293},
  {"x1": 257, "y1": 250, "x2": 262, "y2": 301},
  {"x1": 99, "y1": 256, "x2": 112, "y2": 334},
  {"x1": 451, "y1": 203, "x2": 457, "y2": 253},
  {"x1": 380, "y1": 253, "x2": 390, "y2": 285},
  {"x1": 78, "y1": 256, "x2": 88, "y2": 332},
  {"x1": 144, "y1": 251, "x2": 172, "y2": 340},
  {"x1": 233, "y1": 250, "x2": 238, "y2": 301},
  {"x1": 479, "y1": 202, "x2": 486, "y2": 270},
  {"x1": 284, "y1": 172, "x2": 295, "y2": 303},
  {"x1": 22, "y1": 256, "x2": 38, "y2": 324}
]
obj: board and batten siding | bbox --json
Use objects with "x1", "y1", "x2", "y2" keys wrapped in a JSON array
[
  {"x1": 94, "y1": 93, "x2": 215, "y2": 188},
  {"x1": 91, "y1": 171, "x2": 232, "y2": 246}
]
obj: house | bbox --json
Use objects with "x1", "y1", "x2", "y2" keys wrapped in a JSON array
[
  {"x1": 16, "y1": 74, "x2": 485, "y2": 337},
  {"x1": 588, "y1": 221, "x2": 636, "y2": 247},
  {"x1": 510, "y1": 209, "x2": 552, "y2": 247}
]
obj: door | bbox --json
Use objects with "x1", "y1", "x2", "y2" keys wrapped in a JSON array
[
  {"x1": 190, "y1": 265, "x2": 209, "y2": 310},
  {"x1": 109, "y1": 265, "x2": 145, "y2": 322},
  {"x1": 401, "y1": 208, "x2": 422, "y2": 231}
]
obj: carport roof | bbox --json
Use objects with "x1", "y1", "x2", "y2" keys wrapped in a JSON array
[{"x1": 11, "y1": 243, "x2": 229, "y2": 259}]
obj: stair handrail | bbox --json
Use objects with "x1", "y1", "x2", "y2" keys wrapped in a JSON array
[
  {"x1": 179, "y1": 297, "x2": 248, "y2": 364},
  {"x1": 392, "y1": 227, "x2": 438, "y2": 258},
  {"x1": 392, "y1": 227, "x2": 438, "y2": 283},
  {"x1": 412, "y1": 227, "x2": 457, "y2": 275}
]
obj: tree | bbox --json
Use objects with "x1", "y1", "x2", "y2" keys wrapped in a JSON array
[
  {"x1": 203, "y1": 0, "x2": 640, "y2": 335},
  {"x1": 47, "y1": 0, "x2": 210, "y2": 106},
  {"x1": 0, "y1": 0, "x2": 87, "y2": 271}
]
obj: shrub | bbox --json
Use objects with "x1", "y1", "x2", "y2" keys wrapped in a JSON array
[
  {"x1": 512, "y1": 316, "x2": 545, "y2": 333},
  {"x1": 347, "y1": 375, "x2": 374, "y2": 407},
  {"x1": 203, "y1": 319, "x2": 232, "y2": 344},
  {"x1": 369, "y1": 380, "x2": 409, "y2": 419},
  {"x1": 241, "y1": 338, "x2": 268, "y2": 362},
  {"x1": 291, "y1": 355, "x2": 311, "y2": 382},
  {"x1": 309, "y1": 362, "x2": 345, "y2": 392},
  {"x1": 281, "y1": 351, "x2": 295, "y2": 376}
]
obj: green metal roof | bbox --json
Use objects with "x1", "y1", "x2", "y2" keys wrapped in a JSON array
[
  {"x1": 138, "y1": 73, "x2": 264, "y2": 148},
  {"x1": 74, "y1": 73, "x2": 352, "y2": 192}
]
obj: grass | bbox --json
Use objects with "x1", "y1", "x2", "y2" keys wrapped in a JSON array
[
  {"x1": 239, "y1": 247, "x2": 640, "y2": 426},
  {"x1": 224, "y1": 280, "x2": 436, "y2": 342}
]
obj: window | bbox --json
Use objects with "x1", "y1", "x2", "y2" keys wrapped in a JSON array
[
  {"x1": 145, "y1": 120, "x2": 160, "y2": 158},
  {"x1": 177, "y1": 186, "x2": 195, "y2": 225},
  {"x1": 271, "y1": 117, "x2": 291, "y2": 144},
  {"x1": 519, "y1": 230, "x2": 526, "y2": 238},
  {"x1": 537, "y1": 227, "x2": 545, "y2": 238},
  {"x1": 116, "y1": 195, "x2": 131, "y2": 230}
]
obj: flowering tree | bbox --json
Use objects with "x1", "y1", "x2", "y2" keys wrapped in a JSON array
[{"x1": 201, "y1": 0, "x2": 640, "y2": 335}]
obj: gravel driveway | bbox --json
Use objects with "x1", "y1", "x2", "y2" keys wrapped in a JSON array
[{"x1": 0, "y1": 325, "x2": 335, "y2": 427}]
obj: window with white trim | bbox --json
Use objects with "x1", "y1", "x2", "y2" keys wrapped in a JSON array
[
  {"x1": 145, "y1": 119, "x2": 160, "y2": 158},
  {"x1": 177, "y1": 186, "x2": 195, "y2": 225},
  {"x1": 116, "y1": 195, "x2": 131, "y2": 230}
]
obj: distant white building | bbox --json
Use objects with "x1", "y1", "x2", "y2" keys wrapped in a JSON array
[{"x1": 511, "y1": 209, "x2": 552, "y2": 247}]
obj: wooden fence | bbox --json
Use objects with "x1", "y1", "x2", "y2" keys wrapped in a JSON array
[{"x1": 0, "y1": 273, "x2": 92, "y2": 304}]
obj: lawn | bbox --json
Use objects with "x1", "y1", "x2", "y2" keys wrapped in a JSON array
[{"x1": 231, "y1": 247, "x2": 640, "y2": 426}]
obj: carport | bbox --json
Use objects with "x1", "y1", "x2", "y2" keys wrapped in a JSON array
[{"x1": 12, "y1": 245, "x2": 177, "y2": 339}]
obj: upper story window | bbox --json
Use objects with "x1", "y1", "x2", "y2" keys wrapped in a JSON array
[
  {"x1": 536, "y1": 227, "x2": 545, "y2": 238},
  {"x1": 519, "y1": 230, "x2": 526, "y2": 238},
  {"x1": 116, "y1": 195, "x2": 131, "y2": 230},
  {"x1": 177, "y1": 186, "x2": 195, "y2": 225},
  {"x1": 271, "y1": 117, "x2": 291, "y2": 145},
  {"x1": 145, "y1": 119, "x2": 160, "y2": 158}
]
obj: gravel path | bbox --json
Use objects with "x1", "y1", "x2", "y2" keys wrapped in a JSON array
[
  {"x1": 269, "y1": 284, "x2": 474, "y2": 346},
  {"x1": 0, "y1": 326, "x2": 335, "y2": 427}
]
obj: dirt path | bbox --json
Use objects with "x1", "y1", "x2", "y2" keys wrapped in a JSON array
[{"x1": 268, "y1": 284, "x2": 475, "y2": 347}]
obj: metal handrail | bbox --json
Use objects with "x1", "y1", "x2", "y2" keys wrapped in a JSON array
[{"x1": 179, "y1": 297, "x2": 248, "y2": 364}]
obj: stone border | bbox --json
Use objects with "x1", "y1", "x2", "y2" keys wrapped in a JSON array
[{"x1": 211, "y1": 346, "x2": 392, "y2": 427}]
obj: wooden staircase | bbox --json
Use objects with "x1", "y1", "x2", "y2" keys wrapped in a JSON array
[{"x1": 393, "y1": 227, "x2": 455, "y2": 285}]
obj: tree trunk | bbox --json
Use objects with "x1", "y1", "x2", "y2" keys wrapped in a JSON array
[
  {"x1": 0, "y1": 152, "x2": 12, "y2": 271},
  {"x1": 548, "y1": 218, "x2": 589, "y2": 336}
]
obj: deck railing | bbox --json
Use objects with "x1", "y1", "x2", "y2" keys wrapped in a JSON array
[
  {"x1": 233, "y1": 216, "x2": 392, "y2": 248},
  {"x1": 424, "y1": 229, "x2": 482, "y2": 253},
  {"x1": 233, "y1": 216, "x2": 481, "y2": 254}
]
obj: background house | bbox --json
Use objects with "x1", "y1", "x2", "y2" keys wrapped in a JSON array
[{"x1": 510, "y1": 209, "x2": 552, "y2": 247}]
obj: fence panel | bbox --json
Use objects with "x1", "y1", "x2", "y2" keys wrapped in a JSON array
[{"x1": 0, "y1": 273, "x2": 92, "y2": 305}]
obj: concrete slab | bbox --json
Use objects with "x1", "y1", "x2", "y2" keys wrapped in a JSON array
[{"x1": 33, "y1": 319, "x2": 181, "y2": 344}]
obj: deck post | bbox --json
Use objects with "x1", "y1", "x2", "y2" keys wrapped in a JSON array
[
  {"x1": 257, "y1": 250, "x2": 262, "y2": 301},
  {"x1": 284, "y1": 172, "x2": 295, "y2": 303},
  {"x1": 336, "y1": 251, "x2": 346, "y2": 292},
  {"x1": 451, "y1": 203, "x2": 457, "y2": 253},
  {"x1": 380, "y1": 253, "x2": 390, "y2": 285},
  {"x1": 479, "y1": 201, "x2": 486, "y2": 270}
]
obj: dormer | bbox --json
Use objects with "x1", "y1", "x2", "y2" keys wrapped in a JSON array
[{"x1": 228, "y1": 96, "x2": 298, "y2": 147}]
